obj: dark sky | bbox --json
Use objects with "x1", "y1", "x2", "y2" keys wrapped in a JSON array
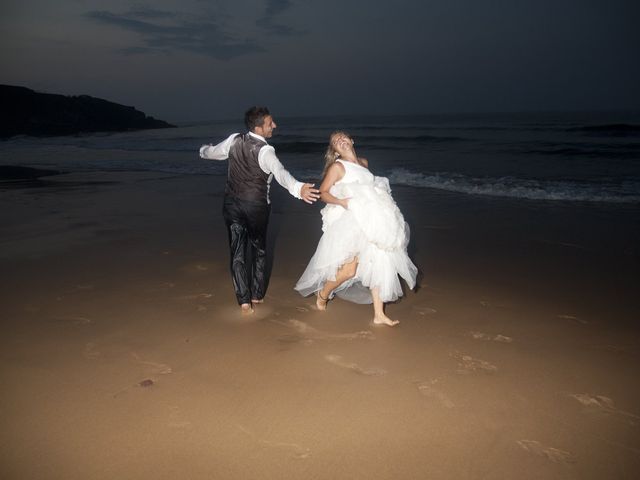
[{"x1": 2, "y1": 0, "x2": 639, "y2": 122}]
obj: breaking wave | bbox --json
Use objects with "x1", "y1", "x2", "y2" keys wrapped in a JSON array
[{"x1": 388, "y1": 168, "x2": 640, "y2": 203}]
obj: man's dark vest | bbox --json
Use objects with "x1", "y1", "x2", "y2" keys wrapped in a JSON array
[{"x1": 225, "y1": 133, "x2": 270, "y2": 202}]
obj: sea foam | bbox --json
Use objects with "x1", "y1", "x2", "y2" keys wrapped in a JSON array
[{"x1": 388, "y1": 168, "x2": 640, "y2": 203}]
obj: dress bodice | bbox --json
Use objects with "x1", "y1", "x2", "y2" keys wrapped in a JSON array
[{"x1": 335, "y1": 159, "x2": 374, "y2": 185}]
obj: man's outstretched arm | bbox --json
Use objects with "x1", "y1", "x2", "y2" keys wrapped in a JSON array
[{"x1": 200, "y1": 133, "x2": 238, "y2": 160}]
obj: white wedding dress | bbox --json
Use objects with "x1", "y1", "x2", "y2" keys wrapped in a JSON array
[{"x1": 295, "y1": 159, "x2": 418, "y2": 304}]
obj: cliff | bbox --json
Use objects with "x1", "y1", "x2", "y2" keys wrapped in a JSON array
[{"x1": 1, "y1": 85, "x2": 175, "y2": 138}]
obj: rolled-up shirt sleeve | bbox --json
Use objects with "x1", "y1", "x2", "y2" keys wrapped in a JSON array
[
  {"x1": 258, "y1": 146, "x2": 304, "y2": 199},
  {"x1": 199, "y1": 133, "x2": 239, "y2": 160}
]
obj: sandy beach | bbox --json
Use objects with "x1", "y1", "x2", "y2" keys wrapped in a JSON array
[{"x1": 1, "y1": 168, "x2": 639, "y2": 479}]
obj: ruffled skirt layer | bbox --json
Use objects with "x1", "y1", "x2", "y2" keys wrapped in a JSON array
[{"x1": 295, "y1": 180, "x2": 417, "y2": 304}]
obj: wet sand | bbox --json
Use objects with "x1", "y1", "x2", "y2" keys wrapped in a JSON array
[{"x1": 1, "y1": 170, "x2": 639, "y2": 479}]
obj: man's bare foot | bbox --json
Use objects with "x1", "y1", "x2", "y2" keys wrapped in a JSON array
[
  {"x1": 316, "y1": 291, "x2": 328, "y2": 311},
  {"x1": 240, "y1": 303, "x2": 254, "y2": 315},
  {"x1": 373, "y1": 314, "x2": 399, "y2": 326}
]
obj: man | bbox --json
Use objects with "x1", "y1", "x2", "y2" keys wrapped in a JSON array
[{"x1": 200, "y1": 106, "x2": 320, "y2": 314}]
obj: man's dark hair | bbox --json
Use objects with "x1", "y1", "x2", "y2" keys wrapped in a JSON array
[{"x1": 244, "y1": 106, "x2": 271, "y2": 131}]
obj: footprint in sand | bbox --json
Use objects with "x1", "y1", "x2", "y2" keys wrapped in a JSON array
[
  {"x1": 173, "y1": 292, "x2": 214, "y2": 312},
  {"x1": 468, "y1": 331, "x2": 513, "y2": 343},
  {"x1": 113, "y1": 378, "x2": 157, "y2": 398},
  {"x1": 238, "y1": 425, "x2": 311, "y2": 459},
  {"x1": 273, "y1": 319, "x2": 375, "y2": 344},
  {"x1": 145, "y1": 282, "x2": 175, "y2": 292},
  {"x1": 416, "y1": 381, "x2": 455, "y2": 409},
  {"x1": 181, "y1": 262, "x2": 217, "y2": 274},
  {"x1": 131, "y1": 353, "x2": 173, "y2": 375},
  {"x1": 167, "y1": 406, "x2": 192, "y2": 429},
  {"x1": 418, "y1": 283, "x2": 445, "y2": 295},
  {"x1": 479, "y1": 300, "x2": 509, "y2": 308},
  {"x1": 570, "y1": 393, "x2": 640, "y2": 424},
  {"x1": 115, "y1": 350, "x2": 176, "y2": 397},
  {"x1": 277, "y1": 333, "x2": 314, "y2": 348},
  {"x1": 295, "y1": 306, "x2": 309, "y2": 313},
  {"x1": 53, "y1": 315, "x2": 93, "y2": 325},
  {"x1": 592, "y1": 344, "x2": 628, "y2": 354},
  {"x1": 324, "y1": 354, "x2": 386, "y2": 376},
  {"x1": 413, "y1": 306, "x2": 437, "y2": 316},
  {"x1": 58, "y1": 285, "x2": 94, "y2": 296},
  {"x1": 83, "y1": 342, "x2": 101, "y2": 359},
  {"x1": 452, "y1": 352, "x2": 498, "y2": 375},
  {"x1": 558, "y1": 314, "x2": 589, "y2": 325},
  {"x1": 517, "y1": 440, "x2": 575, "y2": 464},
  {"x1": 175, "y1": 293, "x2": 214, "y2": 300}
]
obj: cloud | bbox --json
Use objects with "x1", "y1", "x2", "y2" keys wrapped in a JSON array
[
  {"x1": 85, "y1": 8, "x2": 265, "y2": 60},
  {"x1": 118, "y1": 46, "x2": 156, "y2": 55},
  {"x1": 265, "y1": 0, "x2": 293, "y2": 16},
  {"x1": 256, "y1": 0, "x2": 304, "y2": 37},
  {"x1": 126, "y1": 7, "x2": 176, "y2": 20}
]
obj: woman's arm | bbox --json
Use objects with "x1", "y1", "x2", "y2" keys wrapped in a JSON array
[{"x1": 319, "y1": 162, "x2": 349, "y2": 209}]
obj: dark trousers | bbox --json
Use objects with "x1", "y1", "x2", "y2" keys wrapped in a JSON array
[{"x1": 222, "y1": 195, "x2": 270, "y2": 305}]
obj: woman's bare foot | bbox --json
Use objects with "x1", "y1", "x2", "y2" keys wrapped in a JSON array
[
  {"x1": 251, "y1": 298, "x2": 264, "y2": 304},
  {"x1": 240, "y1": 303, "x2": 254, "y2": 315},
  {"x1": 316, "y1": 291, "x2": 328, "y2": 311},
  {"x1": 373, "y1": 314, "x2": 399, "y2": 326}
]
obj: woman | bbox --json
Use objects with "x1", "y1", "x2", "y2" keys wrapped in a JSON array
[{"x1": 295, "y1": 131, "x2": 418, "y2": 326}]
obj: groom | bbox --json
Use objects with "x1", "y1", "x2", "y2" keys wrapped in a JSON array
[{"x1": 200, "y1": 106, "x2": 320, "y2": 314}]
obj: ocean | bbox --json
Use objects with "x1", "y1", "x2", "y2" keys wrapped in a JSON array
[
  {"x1": 2, "y1": 111, "x2": 639, "y2": 204},
  {"x1": 4, "y1": 111, "x2": 640, "y2": 480}
]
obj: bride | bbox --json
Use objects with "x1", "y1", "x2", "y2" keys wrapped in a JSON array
[{"x1": 295, "y1": 131, "x2": 418, "y2": 326}]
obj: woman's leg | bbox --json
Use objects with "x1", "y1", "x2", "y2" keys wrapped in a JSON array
[
  {"x1": 316, "y1": 258, "x2": 358, "y2": 310},
  {"x1": 371, "y1": 287, "x2": 399, "y2": 326}
]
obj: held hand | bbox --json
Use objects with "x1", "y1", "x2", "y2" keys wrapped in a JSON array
[
  {"x1": 341, "y1": 197, "x2": 351, "y2": 209},
  {"x1": 300, "y1": 183, "x2": 320, "y2": 204}
]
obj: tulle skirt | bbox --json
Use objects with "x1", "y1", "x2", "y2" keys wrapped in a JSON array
[{"x1": 295, "y1": 178, "x2": 417, "y2": 304}]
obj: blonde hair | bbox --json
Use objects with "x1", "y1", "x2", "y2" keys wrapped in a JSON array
[{"x1": 322, "y1": 131, "x2": 351, "y2": 177}]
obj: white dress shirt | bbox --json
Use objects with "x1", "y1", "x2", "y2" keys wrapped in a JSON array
[{"x1": 200, "y1": 132, "x2": 303, "y2": 203}]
